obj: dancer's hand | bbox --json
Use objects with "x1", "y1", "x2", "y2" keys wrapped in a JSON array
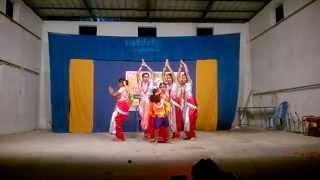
[
  {"x1": 108, "y1": 86, "x2": 114, "y2": 94},
  {"x1": 181, "y1": 60, "x2": 187, "y2": 66},
  {"x1": 141, "y1": 59, "x2": 146, "y2": 66},
  {"x1": 165, "y1": 59, "x2": 169, "y2": 66}
]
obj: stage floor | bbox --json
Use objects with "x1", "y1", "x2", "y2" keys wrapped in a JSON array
[{"x1": 0, "y1": 128, "x2": 320, "y2": 180}]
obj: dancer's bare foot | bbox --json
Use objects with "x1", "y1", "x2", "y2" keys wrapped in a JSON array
[
  {"x1": 170, "y1": 138, "x2": 178, "y2": 143},
  {"x1": 154, "y1": 139, "x2": 158, "y2": 144}
]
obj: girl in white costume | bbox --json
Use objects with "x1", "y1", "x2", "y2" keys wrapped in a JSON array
[
  {"x1": 162, "y1": 59, "x2": 183, "y2": 139},
  {"x1": 136, "y1": 59, "x2": 155, "y2": 139},
  {"x1": 108, "y1": 78, "x2": 130, "y2": 141},
  {"x1": 177, "y1": 60, "x2": 198, "y2": 140}
]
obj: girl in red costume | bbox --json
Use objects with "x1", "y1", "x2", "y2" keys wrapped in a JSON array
[
  {"x1": 108, "y1": 78, "x2": 130, "y2": 142},
  {"x1": 178, "y1": 60, "x2": 198, "y2": 140},
  {"x1": 162, "y1": 59, "x2": 183, "y2": 139},
  {"x1": 149, "y1": 87, "x2": 171, "y2": 143},
  {"x1": 136, "y1": 59, "x2": 155, "y2": 139}
]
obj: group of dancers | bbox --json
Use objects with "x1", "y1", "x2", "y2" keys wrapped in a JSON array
[{"x1": 108, "y1": 59, "x2": 198, "y2": 143}]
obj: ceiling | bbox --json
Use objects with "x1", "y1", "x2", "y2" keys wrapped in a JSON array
[{"x1": 23, "y1": 0, "x2": 271, "y2": 23}]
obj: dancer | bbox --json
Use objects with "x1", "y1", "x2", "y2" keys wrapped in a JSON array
[
  {"x1": 162, "y1": 59, "x2": 176, "y2": 95},
  {"x1": 149, "y1": 87, "x2": 171, "y2": 143},
  {"x1": 178, "y1": 60, "x2": 198, "y2": 140},
  {"x1": 159, "y1": 82, "x2": 169, "y2": 101},
  {"x1": 158, "y1": 82, "x2": 171, "y2": 142},
  {"x1": 162, "y1": 59, "x2": 183, "y2": 139},
  {"x1": 137, "y1": 59, "x2": 155, "y2": 139},
  {"x1": 108, "y1": 78, "x2": 130, "y2": 142}
]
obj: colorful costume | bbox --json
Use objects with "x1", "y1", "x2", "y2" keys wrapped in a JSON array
[
  {"x1": 168, "y1": 83, "x2": 183, "y2": 138},
  {"x1": 138, "y1": 81, "x2": 154, "y2": 138},
  {"x1": 149, "y1": 99, "x2": 171, "y2": 142},
  {"x1": 181, "y1": 81, "x2": 198, "y2": 139},
  {"x1": 109, "y1": 86, "x2": 130, "y2": 141}
]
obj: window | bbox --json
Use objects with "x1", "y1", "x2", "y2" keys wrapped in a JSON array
[
  {"x1": 275, "y1": 4, "x2": 284, "y2": 23},
  {"x1": 79, "y1": 26, "x2": 97, "y2": 35},
  {"x1": 197, "y1": 27, "x2": 213, "y2": 36},
  {"x1": 138, "y1": 27, "x2": 157, "y2": 37},
  {"x1": 6, "y1": 0, "x2": 13, "y2": 18}
]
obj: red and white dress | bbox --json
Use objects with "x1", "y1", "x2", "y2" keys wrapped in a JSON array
[
  {"x1": 181, "y1": 81, "x2": 198, "y2": 139},
  {"x1": 109, "y1": 86, "x2": 130, "y2": 141},
  {"x1": 138, "y1": 81, "x2": 153, "y2": 137},
  {"x1": 168, "y1": 83, "x2": 183, "y2": 138}
]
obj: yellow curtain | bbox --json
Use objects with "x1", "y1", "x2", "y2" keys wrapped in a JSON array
[
  {"x1": 196, "y1": 59, "x2": 218, "y2": 131},
  {"x1": 69, "y1": 59, "x2": 94, "y2": 133}
]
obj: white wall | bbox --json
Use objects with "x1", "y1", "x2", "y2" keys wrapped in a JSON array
[
  {"x1": 0, "y1": 0, "x2": 41, "y2": 71},
  {"x1": 0, "y1": 0, "x2": 42, "y2": 134},
  {"x1": 13, "y1": 0, "x2": 42, "y2": 37},
  {"x1": 39, "y1": 21, "x2": 251, "y2": 129},
  {"x1": 249, "y1": 0, "x2": 314, "y2": 40},
  {"x1": 0, "y1": 66, "x2": 39, "y2": 134},
  {"x1": 0, "y1": 0, "x2": 5, "y2": 13},
  {"x1": 250, "y1": 0, "x2": 320, "y2": 117},
  {"x1": 0, "y1": 15, "x2": 40, "y2": 71}
]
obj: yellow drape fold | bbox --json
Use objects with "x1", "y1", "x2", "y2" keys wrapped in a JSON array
[
  {"x1": 69, "y1": 59, "x2": 94, "y2": 133},
  {"x1": 196, "y1": 59, "x2": 218, "y2": 131}
]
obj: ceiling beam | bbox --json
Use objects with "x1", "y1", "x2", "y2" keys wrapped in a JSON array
[
  {"x1": 22, "y1": 0, "x2": 42, "y2": 18},
  {"x1": 42, "y1": 16, "x2": 248, "y2": 23},
  {"x1": 215, "y1": 0, "x2": 269, "y2": 1},
  {"x1": 146, "y1": 0, "x2": 150, "y2": 19},
  {"x1": 33, "y1": 7, "x2": 257, "y2": 13},
  {"x1": 161, "y1": 0, "x2": 269, "y2": 2},
  {"x1": 199, "y1": 0, "x2": 269, "y2": 1},
  {"x1": 201, "y1": 0, "x2": 214, "y2": 19},
  {"x1": 113, "y1": 0, "x2": 269, "y2": 1},
  {"x1": 83, "y1": 0, "x2": 95, "y2": 21},
  {"x1": 249, "y1": 0, "x2": 272, "y2": 21}
]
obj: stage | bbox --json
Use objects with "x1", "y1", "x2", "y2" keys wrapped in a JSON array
[{"x1": 0, "y1": 129, "x2": 319, "y2": 180}]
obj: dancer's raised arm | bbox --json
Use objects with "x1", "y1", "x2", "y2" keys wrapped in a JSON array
[
  {"x1": 166, "y1": 59, "x2": 176, "y2": 82},
  {"x1": 181, "y1": 60, "x2": 191, "y2": 83},
  {"x1": 177, "y1": 60, "x2": 184, "y2": 84},
  {"x1": 142, "y1": 59, "x2": 154, "y2": 81},
  {"x1": 136, "y1": 60, "x2": 144, "y2": 84},
  {"x1": 162, "y1": 59, "x2": 168, "y2": 82}
]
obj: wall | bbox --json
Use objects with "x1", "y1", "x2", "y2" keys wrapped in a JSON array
[
  {"x1": 0, "y1": 0, "x2": 5, "y2": 13},
  {"x1": 0, "y1": 65, "x2": 39, "y2": 134},
  {"x1": 13, "y1": 0, "x2": 42, "y2": 36},
  {"x1": 249, "y1": 0, "x2": 314, "y2": 40},
  {"x1": 0, "y1": 0, "x2": 42, "y2": 134},
  {"x1": 250, "y1": 0, "x2": 320, "y2": 119},
  {"x1": 40, "y1": 21, "x2": 251, "y2": 129}
]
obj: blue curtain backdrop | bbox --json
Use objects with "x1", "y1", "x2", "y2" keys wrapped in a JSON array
[{"x1": 48, "y1": 33, "x2": 240, "y2": 132}]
